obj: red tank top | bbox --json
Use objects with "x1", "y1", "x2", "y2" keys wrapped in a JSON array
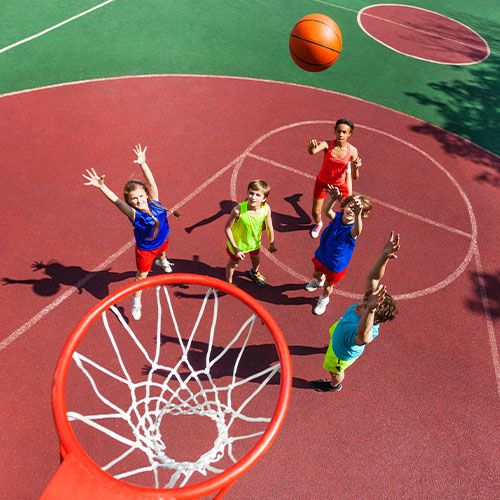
[{"x1": 317, "y1": 141, "x2": 351, "y2": 185}]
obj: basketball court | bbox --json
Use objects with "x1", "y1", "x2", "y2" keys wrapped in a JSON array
[{"x1": 1, "y1": 1, "x2": 499, "y2": 498}]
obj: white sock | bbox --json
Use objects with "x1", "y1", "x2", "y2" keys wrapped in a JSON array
[{"x1": 133, "y1": 297, "x2": 141, "y2": 307}]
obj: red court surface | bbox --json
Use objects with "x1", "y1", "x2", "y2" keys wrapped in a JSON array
[
  {"x1": 1, "y1": 75, "x2": 499, "y2": 497},
  {"x1": 358, "y1": 5, "x2": 489, "y2": 64}
]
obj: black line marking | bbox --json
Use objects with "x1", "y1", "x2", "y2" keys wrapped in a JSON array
[
  {"x1": 290, "y1": 34, "x2": 341, "y2": 54},
  {"x1": 289, "y1": 46, "x2": 336, "y2": 68}
]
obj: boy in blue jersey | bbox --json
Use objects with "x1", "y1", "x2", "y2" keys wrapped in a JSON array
[
  {"x1": 306, "y1": 186, "x2": 372, "y2": 315},
  {"x1": 310, "y1": 232, "x2": 400, "y2": 392}
]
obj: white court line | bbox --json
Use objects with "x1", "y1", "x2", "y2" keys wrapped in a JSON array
[
  {"x1": 0, "y1": 154, "x2": 242, "y2": 352},
  {"x1": 473, "y1": 248, "x2": 500, "y2": 399},
  {"x1": 0, "y1": 0, "x2": 115, "y2": 55},
  {"x1": 247, "y1": 152, "x2": 472, "y2": 239},
  {"x1": 313, "y1": 0, "x2": 489, "y2": 52}
]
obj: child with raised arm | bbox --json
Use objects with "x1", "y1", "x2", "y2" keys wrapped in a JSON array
[
  {"x1": 308, "y1": 118, "x2": 362, "y2": 238},
  {"x1": 82, "y1": 144, "x2": 179, "y2": 320},
  {"x1": 306, "y1": 186, "x2": 372, "y2": 315},
  {"x1": 225, "y1": 180, "x2": 277, "y2": 287},
  {"x1": 310, "y1": 232, "x2": 400, "y2": 392}
]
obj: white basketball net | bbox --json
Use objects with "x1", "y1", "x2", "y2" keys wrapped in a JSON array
[{"x1": 67, "y1": 284, "x2": 282, "y2": 489}]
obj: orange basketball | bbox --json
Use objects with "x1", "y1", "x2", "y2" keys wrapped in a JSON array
[{"x1": 289, "y1": 13, "x2": 342, "y2": 72}]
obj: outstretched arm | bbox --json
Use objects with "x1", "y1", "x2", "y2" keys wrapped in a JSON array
[
  {"x1": 324, "y1": 185, "x2": 341, "y2": 219},
  {"x1": 351, "y1": 145, "x2": 362, "y2": 180},
  {"x1": 355, "y1": 285, "x2": 386, "y2": 345},
  {"x1": 133, "y1": 144, "x2": 159, "y2": 200},
  {"x1": 82, "y1": 168, "x2": 135, "y2": 221},
  {"x1": 364, "y1": 231, "x2": 400, "y2": 294},
  {"x1": 264, "y1": 205, "x2": 277, "y2": 253},
  {"x1": 350, "y1": 198, "x2": 363, "y2": 238},
  {"x1": 307, "y1": 139, "x2": 329, "y2": 155}
]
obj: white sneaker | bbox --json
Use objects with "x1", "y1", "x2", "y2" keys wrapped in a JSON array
[
  {"x1": 131, "y1": 304, "x2": 142, "y2": 320},
  {"x1": 313, "y1": 295, "x2": 330, "y2": 315},
  {"x1": 306, "y1": 278, "x2": 326, "y2": 292},
  {"x1": 310, "y1": 222, "x2": 323, "y2": 239},
  {"x1": 154, "y1": 258, "x2": 173, "y2": 273}
]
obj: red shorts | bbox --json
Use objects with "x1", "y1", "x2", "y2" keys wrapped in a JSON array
[
  {"x1": 312, "y1": 257, "x2": 347, "y2": 285},
  {"x1": 313, "y1": 178, "x2": 349, "y2": 200},
  {"x1": 226, "y1": 246, "x2": 260, "y2": 262},
  {"x1": 135, "y1": 238, "x2": 169, "y2": 273}
]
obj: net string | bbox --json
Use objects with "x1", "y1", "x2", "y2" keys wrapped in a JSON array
[{"x1": 67, "y1": 284, "x2": 281, "y2": 489}]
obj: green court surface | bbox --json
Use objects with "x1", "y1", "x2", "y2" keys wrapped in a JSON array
[{"x1": 1, "y1": 0, "x2": 499, "y2": 155}]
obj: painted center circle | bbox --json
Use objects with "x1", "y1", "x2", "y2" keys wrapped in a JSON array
[{"x1": 358, "y1": 4, "x2": 489, "y2": 65}]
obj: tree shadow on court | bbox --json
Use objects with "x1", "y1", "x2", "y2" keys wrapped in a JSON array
[
  {"x1": 466, "y1": 269, "x2": 500, "y2": 318},
  {"x1": 142, "y1": 335, "x2": 325, "y2": 389},
  {"x1": 404, "y1": 17, "x2": 500, "y2": 187},
  {"x1": 183, "y1": 195, "x2": 313, "y2": 234},
  {"x1": 1, "y1": 260, "x2": 135, "y2": 300}
]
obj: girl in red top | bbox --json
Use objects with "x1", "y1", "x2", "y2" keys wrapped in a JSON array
[{"x1": 307, "y1": 119, "x2": 362, "y2": 238}]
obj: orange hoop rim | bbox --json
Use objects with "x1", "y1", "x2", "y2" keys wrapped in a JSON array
[{"x1": 52, "y1": 273, "x2": 292, "y2": 498}]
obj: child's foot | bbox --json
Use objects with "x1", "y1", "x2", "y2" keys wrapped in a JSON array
[
  {"x1": 131, "y1": 303, "x2": 142, "y2": 320},
  {"x1": 310, "y1": 379, "x2": 342, "y2": 392},
  {"x1": 154, "y1": 258, "x2": 173, "y2": 273},
  {"x1": 313, "y1": 295, "x2": 329, "y2": 315},
  {"x1": 248, "y1": 269, "x2": 266, "y2": 287},
  {"x1": 305, "y1": 278, "x2": 326, "y2": 291},
  {"x1": 310, "y1": 221, "x2": 323, "y2": 239}
]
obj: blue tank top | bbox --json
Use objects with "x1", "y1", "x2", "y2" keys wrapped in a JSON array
[
  {"x1": 330, "y1": 304, "x2": 380, "y2": 361},
  {"x1": 314, "y1": 213, "x2": 356, "y2": 272},
  {"x1": 132, "y1": 200, "x2": 169, "y2": 250}
]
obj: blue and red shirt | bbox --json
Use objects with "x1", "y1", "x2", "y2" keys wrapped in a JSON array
[
  {"x1": 132, "y1": 200, "x2": 169, "y2": 250},
  {"x1": 314, "y1": 212, "x2": 356, "y2": 272}
]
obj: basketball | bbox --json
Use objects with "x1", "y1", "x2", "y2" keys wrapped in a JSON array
[{"x1": 289, "y1": 13, "x2": 342, "y2": 72}]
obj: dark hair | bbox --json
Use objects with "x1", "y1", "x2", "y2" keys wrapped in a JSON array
[
  {"x1": 335, "y1": 118, "x2": 354, "y2": 132},
  {"x1": 124, "y1": 180, "x2": 162, "y2": 240},
  {"x1": 374, "y1": 293, "x2": 398, "y2": 323},
  {"x1": 340, "y1": 194, "x2": 372, "y2": 218},
  {"x1": 247, "y1": 179, "x2": 271, "y2": 198}
]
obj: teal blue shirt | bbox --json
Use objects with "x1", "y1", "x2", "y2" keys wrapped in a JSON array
[{"x1": 330, "y1": 304, "x2": 380, "y2": 361}]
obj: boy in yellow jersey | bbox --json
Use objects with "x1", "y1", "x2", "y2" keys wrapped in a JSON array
[{"x1": 225, "y1": 180, "x2": 277, "y2": 286}]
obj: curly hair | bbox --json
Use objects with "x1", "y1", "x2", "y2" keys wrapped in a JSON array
[{"x1": 374, "y1": 293, "x2": 398, "y2": 323}]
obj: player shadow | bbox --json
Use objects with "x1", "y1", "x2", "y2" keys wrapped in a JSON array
[
  {"x1": 183, "y1": 195, "x2": 313, "y2": 234},
  {"x1": 466, "y1": 269, "x2": 500, "y2": 318},
  {"x1": 168, "y1": 255, "x2": 315, "y2": 307},
  {"x1": 142, "y1": 334, "x2": 326, "y2": 389},
  {"x1": 1, "y1": 260, "x2": 135, "y2": 300}
]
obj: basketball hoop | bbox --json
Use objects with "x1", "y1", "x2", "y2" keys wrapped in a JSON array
[{"x1": 42, "y1": 274, "x2": 291, "y2": 499}]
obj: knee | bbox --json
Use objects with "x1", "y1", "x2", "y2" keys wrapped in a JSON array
[{"x1": 135, "y1": 271, "x2": 148, "y2": 281}]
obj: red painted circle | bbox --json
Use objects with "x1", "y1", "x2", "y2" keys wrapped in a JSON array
[{"x1": 358, "y1": 5, "x2": 489, "y2": 64}]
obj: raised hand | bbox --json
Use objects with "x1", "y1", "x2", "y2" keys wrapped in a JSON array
[
  {"x1": 133, "y1": 144, "x2": 147, "y2": 164},
  {"x1": 351, "y1": 197, "x2": 363, "y2": 215},
  {"x1": 327, "y1": 184, "x2": 341, "y2": 200},
  {"x1": 308, "y1": 139, "x2": 318, "y2": 153},
  {"x1": 367, "y1": 284, "x2": 386, "y2": 311},
  {"x1": 82, "y1": 167, "x2": 105, "y2": 188},
  {"x1": 383, "y1": 231, "x2": 401, "y2": 259}
]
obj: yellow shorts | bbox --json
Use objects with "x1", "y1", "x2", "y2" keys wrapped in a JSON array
[{"x1": 322, "y1": 321, "x2": 357, "y2": 374}]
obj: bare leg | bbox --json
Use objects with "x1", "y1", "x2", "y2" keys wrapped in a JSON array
[
  {"x1": 250, "y1": 252, "x2": 260, "y2": 273},
  {"x1": 330, "y1": 371, "x2": 344, "y2": 387},
  {"x1": 226, "y1": 259, "x2": 238, "y2": 283},
  {"x1": 134, "y1": 271, "x2": 149, "y2": 300},
  {"x1": 311, "y1": 197, "x2": 324, "y2": 224},
  {"x1": 319, "y1": 282, "x2": 335, "y2": 299}
]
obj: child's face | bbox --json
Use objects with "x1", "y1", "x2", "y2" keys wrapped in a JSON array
[
  {"x1": 335, "y1": 123, "x2": 352, "y2": 143},
  {"x1": 127, "y1": 187, "x2": 149, "y2": 210},
  {"x1": 247, "y1": 188, "x2": 266, "y2": 208},
  {"x1": 342, "y1": 196, "x2": 360, "y2": 221}
]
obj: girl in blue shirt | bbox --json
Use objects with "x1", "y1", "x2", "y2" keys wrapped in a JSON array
[
  {"x1": 83, "y1": 144, "x2": 179, "y2": 320},
  {"x1": 306, "y1": 186, "x2": 372, "y2": 315}
]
